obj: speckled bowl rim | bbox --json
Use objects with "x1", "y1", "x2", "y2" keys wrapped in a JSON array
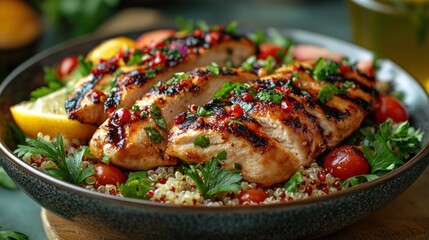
[{"x1": 1, "y1": 27, "x2": 429, "y2": 213}]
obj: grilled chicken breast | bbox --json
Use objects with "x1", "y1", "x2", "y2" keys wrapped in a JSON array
[
  {"x1": 66, "y1": 28, "x2": 256, "y2": 125},
  {"x1": 166, "y1": 59, "x2": 377, "y2": 185},
  {"x1": 89, "y1": 67, "x2": 258, "y2": 170}
]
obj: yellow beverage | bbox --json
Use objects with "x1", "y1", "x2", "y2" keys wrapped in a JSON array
[{"x1": 348, "y1": 0, "x2": 429, "y2": 91}]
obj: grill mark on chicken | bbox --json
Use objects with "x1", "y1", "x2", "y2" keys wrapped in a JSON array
[{"x1": 66, "y1": 28, "x2": 256, "y2": 125}]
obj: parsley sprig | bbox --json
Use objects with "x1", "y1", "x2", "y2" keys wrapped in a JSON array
[
  {"x1": 14, "y1": 134, "x2": 95, "y2": 185},
  {"x1": 317, "y1": 81, "x2": 355, "y2": 103},
  {"x1": 118, "y1": 171, "x2": 152, "y2": 199},
  {"x1": 312, "y1": 58, "x2": 340, "y2": 81},
  {"x1": 182, "y1": 151, "x2": 242, "y2": 199},
  {"x1": 342, "y1": 120, "x2": 423, "y2": 188}
]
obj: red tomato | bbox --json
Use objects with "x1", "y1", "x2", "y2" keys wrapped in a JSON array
[
  {"x1": 323, "y1": 145, "x2": 370, "y2": 180},
  {"x1": 237, "y1": 189, "x2": 268, "y2": 204},
  {"x1": 93, "y1": 163, "x2": 126, "y2": 187},
  {"x1": 228, "y1": 104, "x2": 244, "y2": 119},
  {"x1": 374, "y1": 94, "x2": 409, "y2": 124},
  {"x1": 258, "y1": 43, "x2": 284, "y2": 61},
  {"x1": 135, "y1": 29, "x2": 176, "y2": 49},
  {"x1": 57, "y1": 55, "x2": 79, "y2": 80}
]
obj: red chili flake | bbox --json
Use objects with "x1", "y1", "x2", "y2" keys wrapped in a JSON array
[
  {"x1": 174, "y1": 113, "x2": 186, "y2": 125},
  {"x1": 228, "y1": 104, "x2": 244, "y2": 119},
  {"x1": 242, "y1": 92, "x2": 254, "y2": 102},
  {"x1": 106, "y1": 106, "x2": 116, "y2": 115},
  {"x1": 193, "y1": 29, "x2": 204, "y2": 38},
  {"x1": 339, "y1": 65, "x2": 352, "y2": 74},
  {"x1": 149, "y1": 51, "x2": 167, "y2": 70},
  {"x1": 91, "y1": 57, "x2": 119, "y2": 75}
]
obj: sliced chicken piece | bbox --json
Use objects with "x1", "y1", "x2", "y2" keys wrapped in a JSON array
[
  {"x1": 166, "y1": 59, "x2": 378, "y2": 185},
  {"x1": 166, "y1": 108, "x2": 301, "y2": 186},
  {"x1": 66, "y1": 28, "x2": 256, "y2": 125},
  {"x1": 89, "y1": 68, "x2": 258, "y2": 170}
]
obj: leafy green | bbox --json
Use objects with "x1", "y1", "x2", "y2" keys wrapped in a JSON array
[
  {"x1": 182, "y1": 152, "x2": 242, "y2": 199},
  {"x1": 118, "y1": 171, "x2": 152, "y2": 199},
  {"x1": 225, "y1": 21, "x2": 238, "y2": 33},
  {"x1": 14, "y1": 135, "x2": 95, "y2": 185},
  {"x1": 341, "y1": 174, "x2": 380, "y2": 188},
  {"x1": 197, "y1": 106, "x2": 214, "y2": 117},
  {"x1": 207, "y1": 62, "x2": 220, "y2": 76},
  {"x1": 126, "y1": 50, "x2": 147, "y2": 66},
  {"x1": 312, "y1": 58, "x2": 340, "y2": 81},
  {"x1": 361, "y1": 120, "x2": 423, "y2": 175},
  {"x1": 257, "y1": 55, "x2": 276, "y2": 74},
  {"x1": 194, "y1": 135, "x2": 210, "y2": 148},
  {"x1": 0, "y1": 167, "x2": 17, "y2": 190},
  {"x1": 248, "y1": 29, "x2": 266, "y2": 45},
  {"x1": 317, "y1": 81, "x2": 354, "y2": 103},
  {"x1": 165, "y1": 72, "x2": 190, "y2": 86},
  {"x1": 284, "y1": 171, "x2": 304, "y2": 193},
  {"x1": 150, "y1": 104, "x2": 167, "y2": 131},
  {"x1": 176, "y1": 16, "x2": 194, "y2": 33},
  {"x1": 240, "y1": 55, "x2": 257, "y2": 71},
  {"x1": 0, "y1": 228, "x2": 28, "y2": 240},
  {"x1": 144, "y1": 127, "x2": 164, "y2": 144},
  {"x1": 30, "y1": 67, "x2": 64, "y2": 100},
  {"x1": 256, "y1": 89, "x2": 284, "y2": 104},
  {"x1": 214, "y1": 82, "x2": 242, "y2": 99}
]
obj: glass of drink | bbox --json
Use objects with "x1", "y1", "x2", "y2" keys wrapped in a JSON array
[{"x1": 348, "y1": 0, "x2": 429, "y2": 91}]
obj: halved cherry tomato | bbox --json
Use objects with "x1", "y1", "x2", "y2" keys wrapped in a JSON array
[
  {"x1": 57, "y1": 55, "x2": 79, "y2": 80},
  {"x1": 136, "y1": 29, "x2": 176, "y2": 49},
  {"x1": 323, "y1": 145, "x2": 370, "y2": 180},
  {"x1": 93, "y1": 163, "x2": 126, "y2": 187},
  {"x1": 237, "y1": 189, "x2": 268, "y2": 204},
  {"x1": 258, "y1": 43, "x2": 285, "y2": 61},
  {"x1": 374, "y1": 94, "x2": 409, "y2": 124}
]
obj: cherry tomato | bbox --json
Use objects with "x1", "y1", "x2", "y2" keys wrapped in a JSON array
[
  {"x1": 323, "y1": 145, "x2": 370, "y2": 180},
  {"x1": 93, "y1": 163, "x2": 126, "y2": 187},
  {"x1": 57, "y1": 55, "x2": 79, "y2": 80},
  {"x1": 258, "y1": 43, "x2": 284, "y2": 61},
  {"x1": 237, "y1": 189, "x2": 268, "y2": 204},
  {"x1": 136, "y1": 29, "x2": 176, "y2": 49},
  {"x1": 374, "y1": 94, "x2": 409, "y2": 124}
]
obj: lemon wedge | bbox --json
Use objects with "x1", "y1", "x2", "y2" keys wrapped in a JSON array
[
  {"x1": 10, "y1": 88, "x2": 97, "y2": 141},
  {"x1": 86, "y1": 36, "x2": 136, "y2": 64}
]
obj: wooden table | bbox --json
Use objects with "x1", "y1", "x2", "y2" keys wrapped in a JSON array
[{"x1": 42, "y1": 167, "x2": 429, "y2": 240}]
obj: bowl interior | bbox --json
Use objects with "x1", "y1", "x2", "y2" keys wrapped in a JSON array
[{"x1": 1, "y1": 27, "x2": 429, "y2": 207}]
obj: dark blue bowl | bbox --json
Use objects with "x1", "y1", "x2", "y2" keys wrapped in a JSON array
[{"x1": 1, "y1": 28, "x2": 428, "y2": 240}]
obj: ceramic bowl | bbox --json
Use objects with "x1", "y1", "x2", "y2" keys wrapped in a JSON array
[{"x1": 1, "y1": 28, "x2": 428, "y2": 240}]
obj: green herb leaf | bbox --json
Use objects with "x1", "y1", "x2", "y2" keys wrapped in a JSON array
[
  {"x1": 150, "y1": 104, "x2": 167, "y2": 131},
  {"x1": 165, "y1": 72, "x2": 190, "y2": 86},
  {"x1": 216, "y1": 150, "x2": 227, "y2": 160},
  {"x1": 176, "y1": 16, "x2": 194, "y2": 33},
  {"x1": 197, "y1": 106, "x2": 214, "y2": 117},
  {"x1": 312, "y1": 58, "x2": 340, "y2": 81},
  {"x1": 284, "y1": 171, "x2": 304, "y2": 192},
  {"x1": 257, "y1": 55, "x2": 276, "y2": 74},
  {"x1": 182, "y1": 153, "x2": 242, "y2": 199},
  {"x1": 144, "y1": 127, "x2": 164, "y2": 144},
  {"x1": 30, "y1": 67, "x2": 64, "y2": 100},
  {"x1": 126, "y1": 50, "x2": 147, "y2": 66},
  {"x1": 341, "y1": 174, "x2": 380, "y2": 188},
  {"x1": 14, "y1": 135, "x2": 95, "y2": 185},
  {"x1": 248, "y1": 29, "x2": 266, "y2": 45},
  {"x1": 225, "y1": 21, "x2": 238, "y2": 33},
  {"x1": 118, "y1": 171, "x2": 152, "y2": 199},
  {"x1": 0, "y1": 167, "x2": 17, "y2": 190},
  {"x1": 0, "y1": 228, "x2": 28, "y2": 240},
  {"x1": 229, "y1": 119, "x2": 245, "y2": 126},
  {"x1": 194, "y1": 135, "x2": 210, "y2": 148},
  {"x1": 207, "y1": 62, "x2": 220, "y2": 76},
  {"x1": 240, "y1": 55, "x2": 257, "y2": 71},
  {"x1": 256, "y1": 89, "x2": 284, "y2": 104}
]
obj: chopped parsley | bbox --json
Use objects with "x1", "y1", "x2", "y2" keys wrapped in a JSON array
[
  {"x1": 150, "y1": 104, "x2": 167, "y2": 131},
  {"x1": 207, "y1": 62, "x2": 220, "y2": 76},
  {"x1": 126, "y1": 50, "x2": 147, "y2": 66},
  {"x1": 194, "y1": 135, "x2": 210, "y2": 148},
  {"x1": 182, "y1": 152, "x2": 242, "y2": 199},
  {"x1": 312, "y1": 58, "x2": 340, "y2": 81},
  {"x1": 257, "y1": 55, "x2": 276, "y2": 74},
  {"x1": 118, "y1": 171, "x2": 152, "y2": 199},
  {"x1": 144, "y1": 127, "x2": 164, "y2": 144},
  {"x1": 256, "y1": 89, "x2": 284, "y2": 104},
  {"x1": 165, "y1": 72, "x2": 190, "y2": 86},
  {"x1": 145, "y1": 69, "x2": 156, "y2": 79},
  {"x1": 229, "y1": 119, "x2": 245, "y2": 126},
  {"x1": 284, "y1": 171, "x2": 304, "y2": 192},
  {"x1": 214, "y1": 82, "x2": 242, "y2": 99},
  {"x1": 317, "y1": 81, "x2": 355, "y2": 103},
  {"x1": 241, "y1": 55, "x2": 257, "y2": 71},
  {"x1": 30, "y1": 67, "x2": 64, "y2": 100},
  {"x1": 14, "y1": 134, "x2": 95, "y2": 185},
  {"x1": 225, "y1": 21, "x2": 238, "y2": 33},
  {"x1": 248, "y1": 29, "x2": 266, "y2": 45},
  {"x1": 197, "y1": 106, "x2": 214, "y2": 117}
]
